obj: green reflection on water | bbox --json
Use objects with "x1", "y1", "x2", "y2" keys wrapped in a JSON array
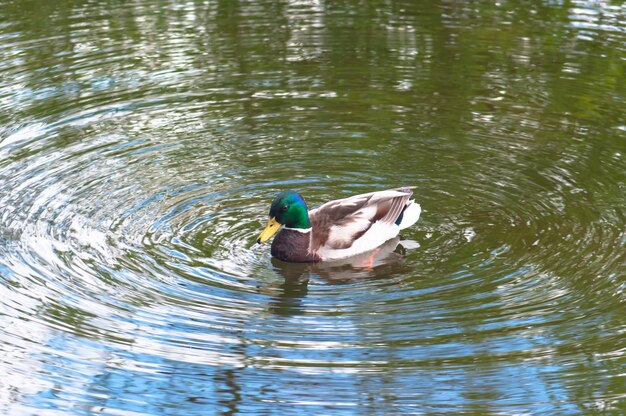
[{"x1": 1, "y1": 0, "x2": 625, "y2": 414}]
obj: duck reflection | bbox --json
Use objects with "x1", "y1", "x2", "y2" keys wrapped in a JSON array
[{"x1": 268, "y1": 238, "x2": 416, "y2": 316}]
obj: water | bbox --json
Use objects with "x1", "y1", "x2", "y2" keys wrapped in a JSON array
[{"x1": 1, "y1": 0, "x2": 625, "y2": 414}]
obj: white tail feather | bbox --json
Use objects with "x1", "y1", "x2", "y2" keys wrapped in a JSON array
[{"x1": 398, "y1": 200, "x2": 421, "y2": 230}]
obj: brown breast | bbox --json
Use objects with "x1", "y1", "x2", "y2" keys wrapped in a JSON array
[{"x1": 271, "y1": 229, "x2": 320, "y2": 263}]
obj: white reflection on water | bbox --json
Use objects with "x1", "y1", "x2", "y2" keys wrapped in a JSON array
[{"x1": 0, "y1": 0, "x2": 625, "y2": 413}]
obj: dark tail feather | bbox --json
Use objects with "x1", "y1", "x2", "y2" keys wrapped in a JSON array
[{"x1": 395, "y1": 204, "x2": 407, "y2": 226}]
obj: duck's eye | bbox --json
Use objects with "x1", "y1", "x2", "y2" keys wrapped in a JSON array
[{"x1": 281, "y1": 205, "x2": 289, "y2": 212}]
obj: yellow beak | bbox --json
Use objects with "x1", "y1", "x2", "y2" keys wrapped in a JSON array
[{"x1": 257, "y1": 217, "x2": 281, "y2": 243}]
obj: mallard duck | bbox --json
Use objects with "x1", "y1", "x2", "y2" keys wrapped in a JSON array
[{"x1": 257, "y1": 187, "x2": 421, "y2": 262}]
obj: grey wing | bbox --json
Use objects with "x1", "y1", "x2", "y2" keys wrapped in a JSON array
[{"x1": 309, "y1": 188, "x2": 413, "y2": 250}]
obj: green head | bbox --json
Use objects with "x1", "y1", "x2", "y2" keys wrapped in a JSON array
[
  {"x1": 269, "y1": 191, "x2": 310, "y2": 228},
  {"x1": 257, "y1": 191, "x2": 310, "y2": 243}
]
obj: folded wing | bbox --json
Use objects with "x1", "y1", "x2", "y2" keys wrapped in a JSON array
[{"x1": 309, "y1": 187, "x2": 415, "y2": 251}]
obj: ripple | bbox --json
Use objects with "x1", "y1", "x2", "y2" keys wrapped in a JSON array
[{"x1": 1, "y1": 0, "x2": 626, "y2": 414}]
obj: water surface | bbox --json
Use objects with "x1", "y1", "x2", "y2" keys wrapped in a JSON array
[{"x1": 1, "y1": 0, "x2": 625, "y2": 414}]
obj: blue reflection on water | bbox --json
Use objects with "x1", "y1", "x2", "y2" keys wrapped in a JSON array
[
  {"x1": 27, "y1": 350, "x2": 579, "y2": 414},
  {"x1": 20, "y1": 303, "x2": 582, "y2": 415}
]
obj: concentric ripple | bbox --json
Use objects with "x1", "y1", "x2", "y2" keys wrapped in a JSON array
[{"x1": 1, "y1": 0, "x2": 626, "y2": 414}]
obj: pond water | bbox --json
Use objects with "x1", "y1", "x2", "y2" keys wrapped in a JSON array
[{"x1": 1, "y1": 0, "x2": 625, "y2": 414}]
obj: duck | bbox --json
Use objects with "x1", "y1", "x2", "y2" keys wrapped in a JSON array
[{"x1": 257, "y1": 187, "x2": 421, "y2": 262}]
